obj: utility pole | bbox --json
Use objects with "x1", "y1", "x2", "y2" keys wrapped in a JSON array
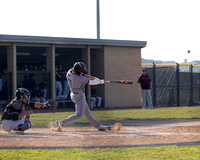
[{"x1": 97, "y1": 0, "x2": 100, "y2": 39}]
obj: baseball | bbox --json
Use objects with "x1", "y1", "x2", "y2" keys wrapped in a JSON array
[{"x1": 187, "y1": 50, "x2": 191, "y2": 54}]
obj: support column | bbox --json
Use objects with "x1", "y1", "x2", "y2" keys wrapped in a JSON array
[
  {"x1": 82, "y1": 46, "x2": 91, "y2": 107},
  {"x1": 7, "y1": 43, "x2": 17, "y2": 99},
  {"x1": 46, "y1": 45, "x2": 56, "y2": 99}
]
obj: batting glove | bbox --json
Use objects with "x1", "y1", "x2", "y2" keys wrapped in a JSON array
[{"x1": 100, "y1": 79, "x2": 104, "y2": 84}]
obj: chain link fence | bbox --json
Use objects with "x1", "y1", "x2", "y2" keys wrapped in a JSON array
[{"x1": 143, "y1": 63, "x2": 200, "y2": 107}]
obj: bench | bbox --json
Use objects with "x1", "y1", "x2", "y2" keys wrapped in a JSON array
[{"x1": 56, "y1": 99, "x2": 75, "y2": 109}]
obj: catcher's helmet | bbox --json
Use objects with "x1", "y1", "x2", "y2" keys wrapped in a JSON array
[
  {"x1": 73, "y1": 62, "x2": 88, "y2": 74},
  {"x1": 16, "y1": 88, "x2": 30, "y2": 104}
]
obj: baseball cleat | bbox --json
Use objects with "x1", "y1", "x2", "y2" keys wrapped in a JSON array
[
  {"x1": 55, "y1": 121, "x2": 62, "y2": 132},
  {"x1": 105, "y1": 126, "x2": 112, "y2": 130},
  {"x1": 98, "y1": 125, "x2": 111, "y2": 131},
  {"x1": 10, "y1": 129, "x2": 24, "y2": 135}
]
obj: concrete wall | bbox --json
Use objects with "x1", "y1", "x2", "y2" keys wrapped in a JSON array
[{"x1": 104, "y1": 46, "x2": 141, "y2": 107}]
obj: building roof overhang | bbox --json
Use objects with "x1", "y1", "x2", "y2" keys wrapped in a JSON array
[{"x1": 0, "y1": 34, "x2": 147, "y2": 48}]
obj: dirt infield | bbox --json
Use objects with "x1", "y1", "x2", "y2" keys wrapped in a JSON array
[{"x1": 0, "y1": 119, "x2": 200, "y2": 149}]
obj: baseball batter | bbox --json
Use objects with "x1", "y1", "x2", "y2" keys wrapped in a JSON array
[
  {"x1": 55, "y1": 62, "x2": 109, "y2": 131},
  {"x1": 1, "y1": 88, "x2": 33, "y2": 134}
]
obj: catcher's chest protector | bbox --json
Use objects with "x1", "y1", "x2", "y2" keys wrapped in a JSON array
[{"x1": 1, "y1": 101, "x2": 23, "y2": 121}]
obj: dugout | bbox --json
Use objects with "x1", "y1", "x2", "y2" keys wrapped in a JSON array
[{"x1": 0, "y1": 34, "x2": 146, "y2": 108}]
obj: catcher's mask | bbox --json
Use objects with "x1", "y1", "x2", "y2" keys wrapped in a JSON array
[
  {"x1": 73, "y1": 62, "x2": 88, "y2": 75},
  {"x1": 16, "y1": 88, "x2": 30, "y2": 105}
]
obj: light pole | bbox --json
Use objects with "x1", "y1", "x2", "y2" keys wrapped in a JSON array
[{"x1": 97, "y1": 0, "x2": 100, "y2": 39}]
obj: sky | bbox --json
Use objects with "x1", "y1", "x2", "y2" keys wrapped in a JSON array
[{"x1": 0, "y1": 0, "x2": 200, "y2": 63}]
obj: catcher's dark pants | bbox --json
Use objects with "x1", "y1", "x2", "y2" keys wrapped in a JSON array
[{"x1": 60, "y1": 92, "x2": 102, "y2": 128}]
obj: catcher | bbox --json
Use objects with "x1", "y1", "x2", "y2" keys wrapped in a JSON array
[
  {"x1": 1, "y1": 88, "x2": 58, "y2": 134},
  {"x1": 1, "y1": 88, "x2": 33, "y2": 134}
]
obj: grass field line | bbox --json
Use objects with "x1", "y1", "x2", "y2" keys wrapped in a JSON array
[
  {"x1": 124, "y1": 129, "x2": 200, "y2": 136},
  {"x1": 36, "y1": 131, "x2": 200, "y2": 137},
  {"x1": 1, "y1": 128, "x2": 200, "y2": 137},
  {"x1": 154, "y1": 121, "x2": 200, "y2": 127}
]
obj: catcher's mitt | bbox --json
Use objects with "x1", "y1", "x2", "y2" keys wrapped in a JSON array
[{"x1": 45, "y1": 99, "x2": 58, "y2": 112}]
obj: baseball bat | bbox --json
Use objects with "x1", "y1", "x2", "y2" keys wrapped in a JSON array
[
  {"x1": 31, "y1": 100, "x2": 58, "y2": 112},
  {"x1": 32, "y1": 99, "x2": 55, "y2": 108},
  {"x1": 33, "y1": 102, "x2": 46, "y2": 108},
  {"x1": 105, "y1": 80, "x2": 133, "y2": 84}
]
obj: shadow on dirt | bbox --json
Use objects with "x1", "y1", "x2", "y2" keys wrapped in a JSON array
[{"x1": 0, "y1": 141, "x2": 200, "y2": 149}]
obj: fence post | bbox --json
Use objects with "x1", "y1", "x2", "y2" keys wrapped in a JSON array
[
  {"x1": 176, "y1": 63, "x2": 180, "y2": 106},
  {"x1": 152, "y1": 62, "x2": 156, "y2": 107},
  {"x1": 190, "y1": 64, "x2": 193, "y2": 106}
]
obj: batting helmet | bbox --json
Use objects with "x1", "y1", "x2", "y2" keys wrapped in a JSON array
[
  {"x1": 73, "y1": 62, "x2": 88, "y2": 74},
  {"x1": 16, "y1": 88, "x2": 30, "y2": 104}
]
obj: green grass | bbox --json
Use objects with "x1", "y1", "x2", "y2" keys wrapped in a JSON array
[
  {"x1": 30, "y1": 106, "x2": 200, "y2": 126},
  {"x1": 0, "y1": 146, "x2": 199, "y2": 160}
]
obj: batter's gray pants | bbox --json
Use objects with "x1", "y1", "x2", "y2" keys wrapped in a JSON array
[{"x1": 60, "y1": 92, "x2": 102, "y2": 128}]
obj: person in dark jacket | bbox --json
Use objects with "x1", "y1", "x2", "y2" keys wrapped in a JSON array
[
  {"x1": 26, "y1": 74, "x2": 36, "y2": 94},
  {"x1": 38, "y1": 79, "x2": 48, "y2": 99},
  {"x1": 55, "y1": 65, "x2": 63, "y2": 100},
  {"x1": 137, "y1": 68, "x2": 154, "y2": 109}
]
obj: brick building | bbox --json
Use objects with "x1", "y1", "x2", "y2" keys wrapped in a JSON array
[{"x1": 0, "y1": 34, "x2": 146, "y2": 108}]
